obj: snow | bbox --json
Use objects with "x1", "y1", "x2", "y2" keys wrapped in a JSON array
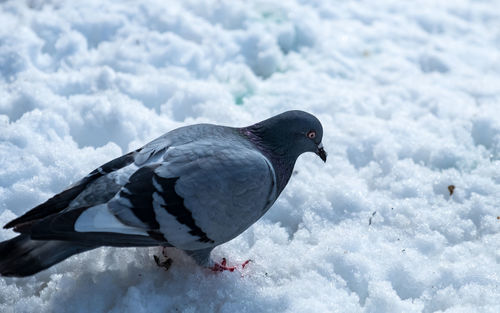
[{"x1": 1, "y1": 0, "x2": 500, "y2": 312}]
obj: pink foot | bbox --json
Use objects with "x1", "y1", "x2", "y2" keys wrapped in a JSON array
[{"x1": 210, "y1": 258, "x2": 251, "y2": 272}]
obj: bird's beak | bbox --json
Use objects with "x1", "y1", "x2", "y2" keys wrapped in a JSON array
[{"x1": 316, "y1": 142, "x2": 327, "y2": 162}]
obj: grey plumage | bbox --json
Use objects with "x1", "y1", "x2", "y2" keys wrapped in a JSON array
[{"x1": 0, "y1": 110, "x2": 326, "y2": 277}]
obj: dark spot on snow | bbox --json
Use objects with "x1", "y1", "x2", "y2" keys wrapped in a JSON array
[
  {"x1": 368, "y1": 211, "x2": 377, "y2": 226},
  {"x1": 448, "y1": 185, "x2": 455, "y2": 196}
]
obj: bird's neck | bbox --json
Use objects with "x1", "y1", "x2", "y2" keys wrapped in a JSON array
[{"x1": 239, "y1": 127, "x2": 297, "y2": 196}]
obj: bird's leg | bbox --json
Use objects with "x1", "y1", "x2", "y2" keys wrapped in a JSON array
[
  {"x1": 154, "y1": 247, "x2": 173, "y2": 271},
  {"x1": 210, "y1": 258, "x2": 251, "y2": 272}
]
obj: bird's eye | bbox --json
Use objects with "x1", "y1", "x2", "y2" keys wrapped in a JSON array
[{"x1": 307, "y1": 130, "x2": 316, "y2": 139}]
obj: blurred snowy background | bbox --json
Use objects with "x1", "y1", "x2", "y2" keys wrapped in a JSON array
[{"x1": 1, "y1": 0, "x2": 499, "y2": 312}]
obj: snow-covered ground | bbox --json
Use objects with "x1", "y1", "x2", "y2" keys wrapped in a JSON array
[{"x1": 1, "y1": 0, "x2": 499, "y2": 312}]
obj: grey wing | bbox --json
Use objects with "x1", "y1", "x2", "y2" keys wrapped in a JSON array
[
  {"x1": 160, "y1": 140, "x2": 277, "y2": 247},
  {"x1": 108, "y1": 140, "x2": 277, "y2": 250}
]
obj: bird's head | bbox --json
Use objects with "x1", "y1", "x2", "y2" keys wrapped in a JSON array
[{"x1": 245, "y1": 110, "x2": 327, "y2": 163}]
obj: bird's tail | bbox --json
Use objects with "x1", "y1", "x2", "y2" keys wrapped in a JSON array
[{"x1": 0, "y1": 234, "x2": 96, "y2": 277}]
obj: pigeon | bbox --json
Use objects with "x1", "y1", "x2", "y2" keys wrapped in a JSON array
[{"x1": 0, "y1": 110, "x2": 326, "y2": 277}]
